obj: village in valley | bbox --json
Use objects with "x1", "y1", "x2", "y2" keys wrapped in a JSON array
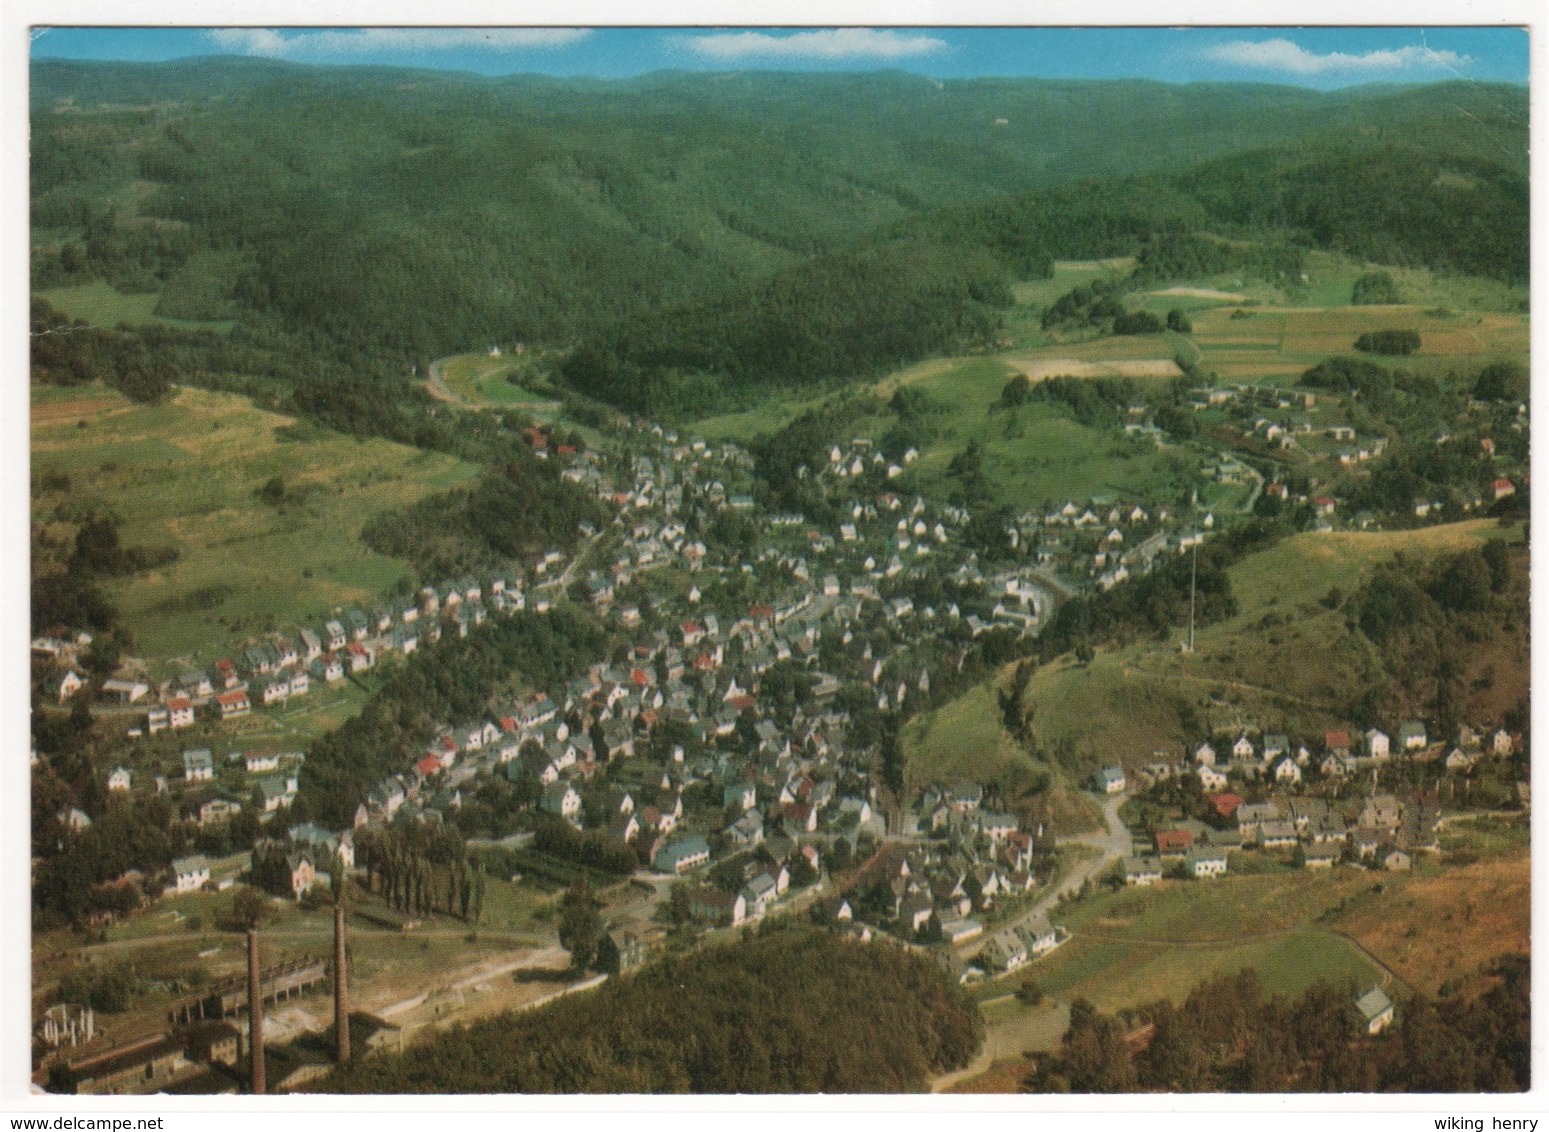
[
  {"x1": 27, "y1": 34, "x2": 1530, "y2": 1097},
  {"x1": 32, "y1": 362, "x2": 1529, "y2": 1093}
]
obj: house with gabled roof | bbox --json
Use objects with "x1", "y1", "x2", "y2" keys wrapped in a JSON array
[
  {"x1": 1155, "y1": 829, "x2": 1194, "y2": 858},
  {"x1": 171, "y1": 855, "x2": 211, "y2": 893},
  {"x1": 1124, "y1": 855, "x2": 1163, "y2": 886},
  {"x1": 983, "y1": 929, "x2": 1028, "y2": 972},
  {"x1": 1354, "y1": 985, "x2": 1394, "y2": 1034},
  {"x1": 214, "y1": 689, "x2": 250, "y2": 719},
  {"x1": 654, "y1": 836, "x2": 710, "y2": 875},
  {"x1": 183, "y1": 748, "x2": 215, "y2": 782},
  {"x1": 1187, "y1": 848, "x2": 1227, "y2": 878}
]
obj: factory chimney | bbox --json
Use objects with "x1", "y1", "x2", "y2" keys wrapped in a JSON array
[
  {"x1": 334, "y1": 898, "x2": 350, "y2": 1065},
  {"x1": 246, "y1": 928, "x2": 265, "y2": 1095}
]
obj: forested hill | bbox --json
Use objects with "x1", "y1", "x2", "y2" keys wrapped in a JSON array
[
  {"x1": 321, "y1": 927, "x2": 983, "y2": 1092},
  {"x1": 32, "y1": 59, "x2": 1527, "y2": 394}
]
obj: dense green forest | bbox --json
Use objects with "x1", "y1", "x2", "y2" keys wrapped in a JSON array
[
  {"x1": 31, "y1": 60, "x2": 1528, "y2": 419},
  {"x1": 1027, "y1": 959, "x2": 1529, "y2": 1092},
  {"x1": 320, "y1": 926, "x2": 983, "y2": 1092}
]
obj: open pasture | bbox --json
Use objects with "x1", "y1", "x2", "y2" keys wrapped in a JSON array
[
  {"x1": 31, "y1": 384, "x2": 478, "y2": 660},
  {"x1": 38, "y1": 281, "x2": 235, "y2": 334},
  {"x1": 1334, "y1": 848, "x2": 1528, "y2": 998},
  {"x1": 1029, "y1": 870, "x2": 1397, "y2": 1012}
]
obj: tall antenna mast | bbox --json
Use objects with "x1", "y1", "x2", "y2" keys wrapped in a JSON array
[{"x1": 1184, "y1": 540, "x2": 1197, "y2": 654}]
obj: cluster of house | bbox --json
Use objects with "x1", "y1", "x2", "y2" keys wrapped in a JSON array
[
  {"x1": 809, "y1": 436, "x2": 919, "y2": 483},
  {"x1": 1126, "y1": 789, "x2": 1441, "y2": 883},
  {"x1": 1130, "y1": 721, "x2": 1516, "y2": 794},
  {"x1": 1187, "y1": 378, "x2": 1526, "y2": 529},
  {"x1": 1109, "y1": 721, "x2": 1521, "y2": 885},
  {"x1": 1004, "y1": 495, "x2": 1212, "y2": 595},
  {"x1": 250, "y1": 821, "x2": 356, "y2": 899},
  {"x1": 807, "y1": 784, "x2": 1056, "y2": 951}
]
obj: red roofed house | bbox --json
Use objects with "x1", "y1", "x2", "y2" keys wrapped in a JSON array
[
  {"x1": 1210, "y1": 792, "x2": 1245, "y2": 820},
  {"x1": 167, "y1": 696, "x2": 196, "y2": 730},
  {"x1": 729, "y1": 695, "x2": 756, "y2": 713},
  {"x1": 681, "y1": 621, "x2": 705, "y2": 647},
  {"x1": 416, "y1": 755, "x2": 442, "y2": 779},
  {"x1": 1154, "y1": 829, "x2": 1194, "y2": 858},
  {"x1": 1324, "y1": 730, "x2": 1351, "y2": 753},
  {"x1": 215, "y1": 659, "x2": 239, "y2": 690},
  {"x1": 1311, "y1": 497, "x2": 1336, "y2": 515},
  {"x1": 631, "y1": 668, "x2": 652, "y2": 688},
  {"x1": 215, "y1": 689, "x2": 250, "y2": 719},
  {"x1": 782, "y1": 802, "x2": 817, "y2": 833},
  {"x1": 1493, "y1": 477, "x2": 1516, "y2": 500}
]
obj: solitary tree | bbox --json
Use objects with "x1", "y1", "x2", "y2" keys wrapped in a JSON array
[{"x1": 231, "y1": 885, "x2": 269, "y2": 931}]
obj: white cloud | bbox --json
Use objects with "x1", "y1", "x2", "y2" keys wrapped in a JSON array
[
  {"x1": 1202, "y1": 38, "x2": 1470, "y2": 75},
  {"x1": 683, "y1": 28, "x2": 947, "y2": 62},
  {"x1": 206, "y1": 28, "x2": 590, "y2": 58}
]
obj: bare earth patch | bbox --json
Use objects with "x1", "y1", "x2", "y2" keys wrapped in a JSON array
[
  {"x1": 1010, "y1": 357, "x2": 1183, "y2": 380},
  {"x1": 1151, "y1": 286, "x2": 1249, "y2": 301}
]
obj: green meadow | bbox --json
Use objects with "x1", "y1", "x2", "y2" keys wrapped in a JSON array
[{"x1": 32, "y1": 384, "x2": 478, "y2": 661}]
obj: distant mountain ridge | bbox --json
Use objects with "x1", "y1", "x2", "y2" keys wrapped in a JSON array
[{"x1": 31, "y1": 59, "x2": 1528, "y2": 401}]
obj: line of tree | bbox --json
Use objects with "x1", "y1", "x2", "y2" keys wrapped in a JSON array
[
  {"x1": 1356, "y1": 329, "x2": 1421, "y2": 356},
  {"x1": 530, "y1": 814, "x2": 638, "y2": 876},
  {"x1": 352, "y1": 823, "x2": 484, "y2": 921}
]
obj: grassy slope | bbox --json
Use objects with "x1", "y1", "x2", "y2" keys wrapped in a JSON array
[
  {"x1": 910, "y1": 520, "x2": 1514, "y2": 777},
  {"x1": 1001, "y1": 868, "x2": 1393, "y2": 1017},
  {"x1": 31, "y1": 383, "x2": 478, "y2": 662},
  {"x1": 960, "y1": 821, "x2": 1528, "y2": 1084},
  {"x1": 38, "y1": 281, "x2": 236, "y2": 334}
]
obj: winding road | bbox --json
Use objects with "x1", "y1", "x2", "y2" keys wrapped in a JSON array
[{"x1": 956, "y1": 789, "x2": 1131, "y2": 964}]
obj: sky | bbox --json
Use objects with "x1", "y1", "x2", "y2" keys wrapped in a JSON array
[{"x1": 27, "y1": 26, "x2": 1529, "y2": 89}]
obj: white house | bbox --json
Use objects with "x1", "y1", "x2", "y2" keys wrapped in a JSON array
[
  {"x1": 172, "y1": 855, "x2": 211, "y2": 894},
  {"x1": 183, "y1": 748, "x2": 215, "y2": 783}
]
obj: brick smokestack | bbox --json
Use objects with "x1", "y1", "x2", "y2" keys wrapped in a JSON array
[
  {"x1": 334, "y1": 900, "x2": 349, "y2": 1065},
  {"x1": 247, "y1": 928, "x2": 265, "y2": 1095}
]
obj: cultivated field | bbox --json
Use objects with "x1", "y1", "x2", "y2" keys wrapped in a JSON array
[{"x1": 31, "y1": 383, "x2": 478, "y2": 660}]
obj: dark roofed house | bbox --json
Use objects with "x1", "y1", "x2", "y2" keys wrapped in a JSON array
[
  {"x1": 183, "y1": 1020, "x2": 241, "y2": 1068},
  {"x1": 55, "y1": 1035, "x2": 198, "y2": 1095},
  {"x1": 1354, "y1": 985, "x2": 1394, "y2": 1034}
]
